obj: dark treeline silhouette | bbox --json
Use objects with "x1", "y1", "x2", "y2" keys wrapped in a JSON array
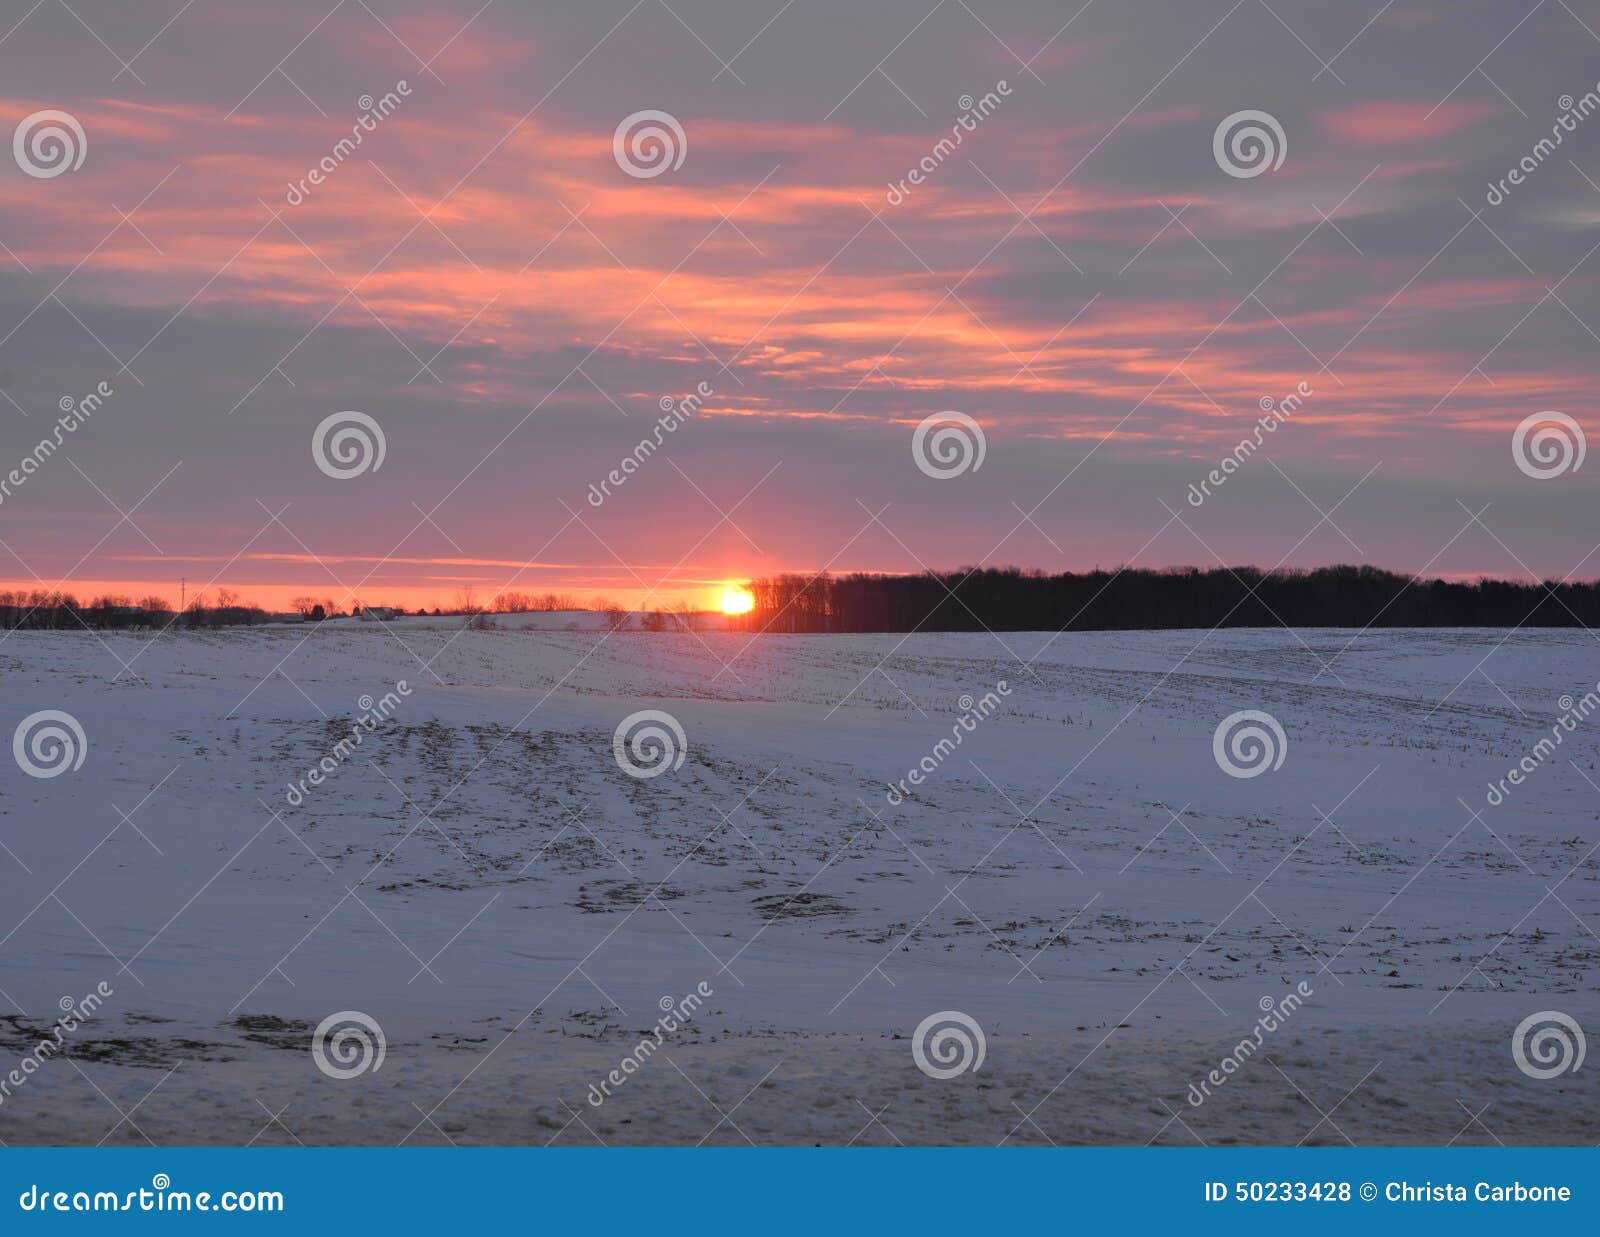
[
  {"x1": 738, "y1": 566, "x2": 1600, "y2": 634},
  {"x1": 0, "y1": 590, "x2": 270, "y2": 631}
]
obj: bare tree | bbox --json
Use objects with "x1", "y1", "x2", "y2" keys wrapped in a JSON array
[{"x1": 592, "y1": 597, "x2": 627, "y2": 631}]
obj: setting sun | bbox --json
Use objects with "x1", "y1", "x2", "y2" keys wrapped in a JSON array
[{"x1": 718, "y1": 586, "x2": 755, "y2": 615}]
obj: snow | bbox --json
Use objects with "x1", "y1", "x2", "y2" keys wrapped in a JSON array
[{"x1": 1, "y1": 622, "x2": 1595, "y2": 1144}]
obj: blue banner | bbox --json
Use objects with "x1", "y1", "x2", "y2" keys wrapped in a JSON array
[{"x1": 1, "y1": 1148, "x2": 1595, "y2": 1232}]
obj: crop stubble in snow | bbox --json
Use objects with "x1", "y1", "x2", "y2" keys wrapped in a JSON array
[{"x1": 0, "y1": 620, "x2": 1595, "y2": 1143}]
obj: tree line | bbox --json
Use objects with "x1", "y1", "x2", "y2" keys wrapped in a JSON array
[
  {"x1": 0, "y1": 589, "x2": 275, "y2": 630},
  {"x1": 0, "y1": 588, "x2": 685, "y2": 630},
  {"x1": 735, "y1": 565, "x2": 1600, "y2": 633}
]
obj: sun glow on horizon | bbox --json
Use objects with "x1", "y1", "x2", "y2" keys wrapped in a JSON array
[{"x1": 718, "y1": 585, "x2": 755, "y2": 615}]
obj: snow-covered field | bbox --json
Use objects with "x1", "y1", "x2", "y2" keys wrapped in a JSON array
[{"x1": 1, "y1": 620, "x2": 1596, "y2": 1145}]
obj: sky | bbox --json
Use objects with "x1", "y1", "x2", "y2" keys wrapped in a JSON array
[{"x1": 0, "y1": 0, "x2": 1597, "y2": 611}]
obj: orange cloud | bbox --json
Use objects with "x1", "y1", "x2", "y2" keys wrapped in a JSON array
[{"x1": 1318, "y1": 100, "x2": 1498, "y2": 145}]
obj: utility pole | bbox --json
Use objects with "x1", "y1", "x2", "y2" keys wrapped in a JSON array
[{"x1": 180, "y1": 577, "x2": 185, "y2": 611}]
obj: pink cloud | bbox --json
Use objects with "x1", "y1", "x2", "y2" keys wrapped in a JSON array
[{"x1": 1318, "y1": 100, "x2": 1499, "y2": 145}]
